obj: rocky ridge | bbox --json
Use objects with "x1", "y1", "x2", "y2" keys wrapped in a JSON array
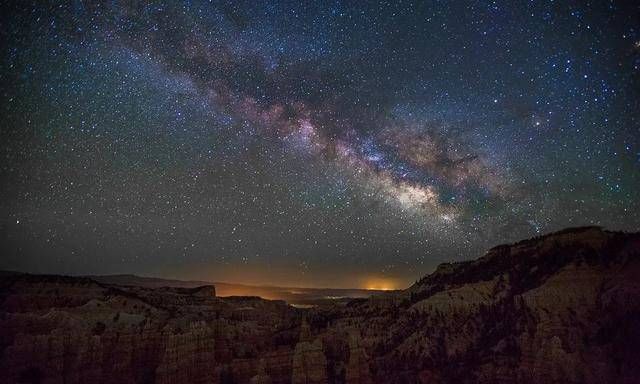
[{"x1": 1, "y1": 226, "x2": 638, "y2": 383}]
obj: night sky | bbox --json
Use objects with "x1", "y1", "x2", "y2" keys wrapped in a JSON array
[{"x1": 1, "y1": 1, "x2": 639, "y2": 288}]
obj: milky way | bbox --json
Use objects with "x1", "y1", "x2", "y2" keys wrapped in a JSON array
[{"x1": 1, "y1": 1, "x2": 639, "y2": 287}]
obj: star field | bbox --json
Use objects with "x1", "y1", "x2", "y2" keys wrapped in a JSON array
[{"x1": 1, "y1": 1, "x2": 639, "y2": 288}]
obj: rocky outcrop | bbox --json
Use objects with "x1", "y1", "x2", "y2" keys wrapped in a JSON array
[
  {"x1": 1, "y1": 226, "x2": 639, "y2": 383},
  {"x1": 345, "y1": 331, "x2": 372, "y2": 384},
  {"x1": 155, "y1": 322, "x2": 216, "y2": 384},
  {"x1": 0, "y1": 274, "x2": 301, "y2": 384},
  {"x1": 347, "y1": 226, "x2": 640, "y2": 383},
  {"x1": 292, "y1": 319, "x2": 328, "y2": 384},
  {"x1": 250, "y1": 359, "x2": 272, "y2": 384}
]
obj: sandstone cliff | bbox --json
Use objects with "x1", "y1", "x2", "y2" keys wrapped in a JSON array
[
  {"x1": 329, "y1": 226, "x2": 640, "y2": 383},
  {"x1": 1, "y1": 226, "x2": 638, "y2": 383}
]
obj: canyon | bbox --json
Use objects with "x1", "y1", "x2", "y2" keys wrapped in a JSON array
[{"x1": 1, "y1": 226, "x2": 639, "y2": 383}]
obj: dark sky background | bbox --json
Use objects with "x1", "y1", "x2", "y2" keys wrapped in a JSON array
[{"x1": 1, "y1": 1, "x2": 639, "y2": 288}]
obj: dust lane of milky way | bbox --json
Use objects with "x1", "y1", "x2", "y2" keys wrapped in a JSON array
[{"x1": 1, "y1": 2, "x2": 638, "y2": 288}]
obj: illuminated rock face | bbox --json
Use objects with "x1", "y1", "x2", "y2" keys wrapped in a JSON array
[{"x1": 1, "y1": 227, "x2": 639, "y2": 384}]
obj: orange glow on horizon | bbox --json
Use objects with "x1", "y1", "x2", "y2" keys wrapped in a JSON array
[{"x1": 363, "y1": 278, "x2": 399, "y2": 291}]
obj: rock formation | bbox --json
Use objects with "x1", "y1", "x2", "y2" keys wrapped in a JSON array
[
  {"x1": 345, "y1": 330, "x2": 372, "y2": 384},
  {"x1": 0, "y1": 275, "x2": 299, "y2": 384},
  {"x1": 292, "y1": 318, "x2": 328, "y2": 384},
  {"x1": 347, "y1": 226, "x2": 640, "y2": 383},
  {"x1": 1, "y1": 226, "x2": 639, "y2": 383},
  {"x1": 250, "y1": 359, "x2": 272, "y2": 384}
]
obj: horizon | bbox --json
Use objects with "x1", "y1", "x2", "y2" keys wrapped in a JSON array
[
  {"x1": 4, "y1": 225, "x2": 627, "y2": 290},
  {"x1": 3, "y1": 266, "x2": 410, "y2": 291},
  {"x1": 1, "y1": 1, "x2": 638, "y2": 288}
]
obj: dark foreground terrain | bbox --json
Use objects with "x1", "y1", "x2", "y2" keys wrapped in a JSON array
[{"x1": 1, "y1": 226, "x2": 639, "y2": 384}]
